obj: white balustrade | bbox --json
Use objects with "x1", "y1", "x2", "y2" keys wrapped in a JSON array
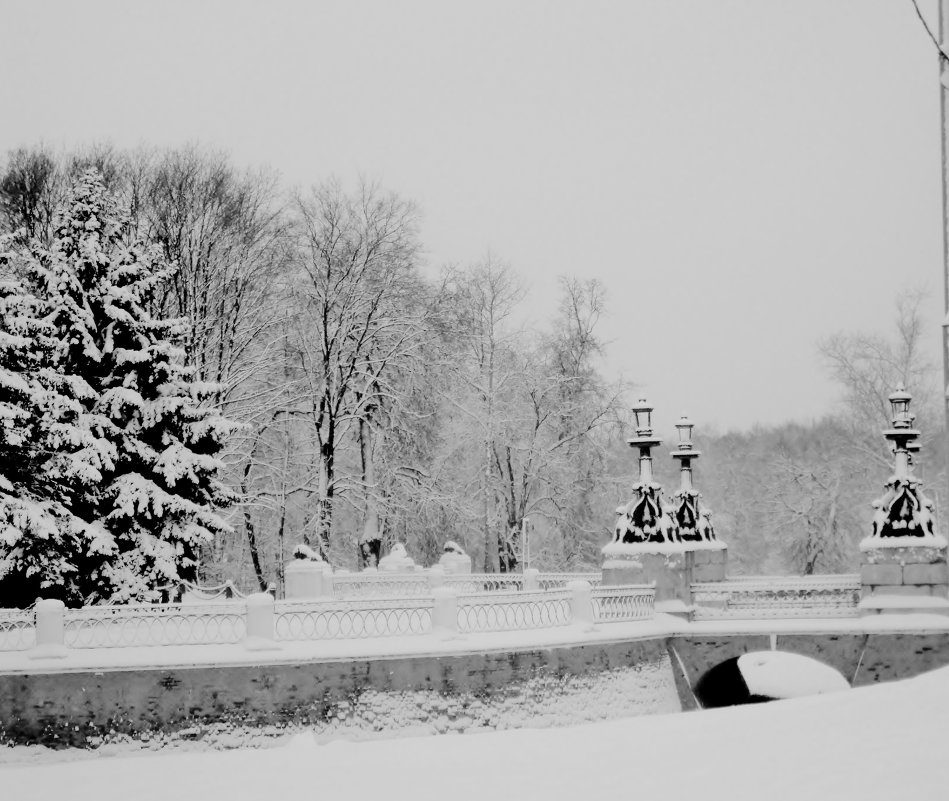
[
  {"x1": 245, "y1": 592, "x2": 279, "y2": 650},
  {"x1": 591, "y1": 584, "x2": 656, "y2": 622},
  {"x1": 63, "y1": 602, "x2": 246, "y2": 648},
  {"x1": 274, "y1": 597, "x2": 433, "y2": 640},
  {"x1": 456, "y1": 589, "x2": 572, "y2": 633},
  {"x1": 691, "y1": 575, "x2": 861, "y2": 619},
  {"x1": 332, "y1": 572, "x2": 431, "y2": 599},
  {"x1": 432, "y1": 587, "x2": 459, "y2": 636},
  {"x1": 443, "y1": 573, "x2": 525, "y2": 594},
  {"x1": 32, "y1": 599, "x2": 67, "y2": 659},
  {"x1": 567, "y1": 580, "x2": 595, "y2": 629},
  {"x1": 0, "y1": 573, "x2": 668, "y2": 654},
  {"x1": 0, "y1": 607, "x2": 35, "y2": 652},
  {"x1": 539, "y1": 572, "x2": 603, "y2": 590}
]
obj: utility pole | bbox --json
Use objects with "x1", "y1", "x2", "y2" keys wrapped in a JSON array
[{"x1": 940, "y1": 1, "x2": 949, "y2": 511}]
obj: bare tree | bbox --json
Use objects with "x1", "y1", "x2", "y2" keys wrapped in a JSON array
[
  {"x1": 291, "y1": 180, "x2": 423, "y2": 559},
  {"x1": 769, "y1": 455, "x2": 861, "y2": 575},
  {"x1": 820, "y1": 290, "x2": 938, "y2": 469},
  {"x1": 0, "y1": 146, "x2": 61, "y2": 244},
  {"x1": 143, "y1": 147, "x2": 290, "y2": 411}
]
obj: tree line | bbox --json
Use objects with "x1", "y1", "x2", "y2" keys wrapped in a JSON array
[
  {"x1": 0, "y1": 144, "x2": 941, "y2": 602},
  {"x1": 0, "y1": 145, "x2": 630, "y2": 600}
]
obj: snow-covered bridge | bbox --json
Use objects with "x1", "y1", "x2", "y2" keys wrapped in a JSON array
[
  {"x1": 2, "y1": 567, "x2": 949, "y2": 748},
  {"x1": 4, "y1": 386, "x2": 949, "y2": 746}
]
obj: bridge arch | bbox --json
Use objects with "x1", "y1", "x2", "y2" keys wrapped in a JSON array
[{"x1": 692, "y1": 651, "x2": 849, "y2": 708}]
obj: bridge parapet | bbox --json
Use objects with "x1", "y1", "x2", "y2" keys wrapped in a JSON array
[
  {"x1": 0, "y1": 579, "x2": 656, "y2": 656},
  {"x1": 692, "y1": 575, "x2": 861, "y2": 619}
]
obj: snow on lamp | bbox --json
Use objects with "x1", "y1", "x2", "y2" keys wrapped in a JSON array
[
  {"x1": 611, "y1": 398, "x2": 675, "y2": 545},
  {"x1": 670, "y1": 416, "x2": 717, "y2": 544},
  {"x1": 859, "y1": 385, "x2": 949, "y2": 616},
  {"x1": 865, "y1": 385, "x2": 937, "y2": 542}
]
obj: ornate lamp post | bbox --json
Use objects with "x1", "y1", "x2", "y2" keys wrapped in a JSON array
[
  {"x1": 612, "y1": 399, "x2": 674, "y2": 545},
  {"x1": 670, "y1": 417, "x2": 703, "y2": 542},
  {"x1": 860, "y1": 384, "x2": 949, "y2": 616},
  {"x1": 669, "y1": 415, "x2": 720, "y2": 545},
  {"x1": 867, "y1": 385, "x2": 936, "y2": 541},
  {"x1": 603, "y1": 401, "x2": 727, "y2": 610}
]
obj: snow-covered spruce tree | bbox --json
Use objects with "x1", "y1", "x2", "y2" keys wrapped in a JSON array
[
  {"x1": 0, "y1": 170, "x2": 236, "y2": 605},
  {"x1": 0, "y1": 250, "x2": 117, "y2": 607}
]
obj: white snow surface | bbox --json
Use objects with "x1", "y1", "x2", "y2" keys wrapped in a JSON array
[
  {"x1": 602, "y1": 539, "x2": 726, "y2": 557},
  {"x1": 859, "y1": 533, "x2": 948, "y2": 551},
  {"x1": 737, "y1": 650, "x2": 850, "y2": 699},
  {"x1": 4, "y1": 666, "x2": 949, "y2": 801}
]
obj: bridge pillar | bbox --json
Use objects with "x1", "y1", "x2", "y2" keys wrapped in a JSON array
[
  {"x1": 285, "y1": 558, "x2": 331, "y2": 599},
  {"x1": 859, "y1": 386, "x2": 949, "y2": 616}
]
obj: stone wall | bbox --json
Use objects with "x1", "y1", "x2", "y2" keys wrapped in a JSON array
[
  {"x1": 671, "y1": 632, "x2": 949, "y2": 691},
  {"x1": 0, "y1": 639, "x2": 681, "y2": 749},
  {"x1": 6, "y1": 629, "x2": 949, "y2": 751}
]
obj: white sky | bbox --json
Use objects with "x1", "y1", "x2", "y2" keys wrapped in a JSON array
[{"x1": 0, "y1": 0, "x2": 944, "y2": 433}]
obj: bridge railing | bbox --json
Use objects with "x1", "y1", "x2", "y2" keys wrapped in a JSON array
[
  {"x1": 538, "y1": 572, "x2": 603, "y2": 590},
  {"x1": 331, "y1": 573, "x2": 433, "y2": 599},
  {"x1": 0, "y1": 607, "x2": 35, "y2": 651},
  {"x1": 62, "y1": 602, "x2": 247, "y2": 648},
  {"x1": 274, "y1": 597, "x2": 434, "y2": 640},
  {"x1": 591, "y1": 584, "x2": 655, "y2": 622},
  {"x1": 691, "y1": 575, "x2": 862, "y2": 619},
  {"x1": 330, "y1": 571, "x2": 603, "y2": 598},
  {"x1": 0, "y1": 578, "x2": 656, "y2": 654},
  {"x1": 456, "y1": 589, "x2": 572, "y2": 633}
]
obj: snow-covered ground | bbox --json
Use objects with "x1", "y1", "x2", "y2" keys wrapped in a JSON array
[{"x1": 4, "y1": 666, "x2": 948, "y2": 801}]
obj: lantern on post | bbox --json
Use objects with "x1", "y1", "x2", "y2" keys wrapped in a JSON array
[
  {"x1": 612, "y1": 399, "x2": 674, "y2": 545},
  {"x1": 670, "y1": 416, "x2": 717, "y2": 544},
  {"x1": 867, "y1": 385, "x2": 935, "y2": 540}
]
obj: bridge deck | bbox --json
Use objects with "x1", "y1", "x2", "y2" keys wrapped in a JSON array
[{"x1": 2, "y1": 610, "x2": 949, "y2": 676}]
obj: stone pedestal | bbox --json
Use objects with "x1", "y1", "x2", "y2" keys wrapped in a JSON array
[
  {"x1": 379, "y1": 543, "x2": 416, "y2": 572},
  {"x1": 438, "y1": 552, "x2": 472, "y2": 574},
  {"x1": 285, "y1": 559, "x2": 331, "y2": 599},
  {"x1": 859, "y1": 543, "x2": 949, "y2": 616},
  {"x1": 692, "y1": 545, "x2": 728, "y2": 582},
  {"x1": 602, "y1": 549, "x2": 694, "y2": 617}
]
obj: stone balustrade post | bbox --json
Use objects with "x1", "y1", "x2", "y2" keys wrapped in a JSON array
[
  {"x1": 567, "y1": 580, "x2": 595, "y2": 631},
  {"x1": 322, "y1": 563, "x2": 336, "y2": 598},
  {"x1": 427, "y1": 565, "x2": 445, "y2": 591},
  {"x1": 431, "y1": 587, "x2": 459, "y2": 638},
  {"x1": 30, "y1": 598, "x2": 67, "y2": 659},
  {"x1": 523, "y1": 567, "x2": 540, "y2": 591},
  {"x1": 245, "y1": 592, "x2": 280, "y2": 651},
  {"x1": 284, "y1": 559, "x2": 326, "y2": 599}
]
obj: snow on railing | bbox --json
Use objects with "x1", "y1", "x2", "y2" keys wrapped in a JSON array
[
  {"x1": 0, "y1": 572, "x2": 662, "y2": 655},
  {"x1": 319, "y1": 570, "x2": 604, "y2": 598},
  {"x1": 456, "y1": 589, "x2": 571, "y2": 633},
  {"x1": 63, "y1": 602, "x2": 246, "y2": 648},
  {"x1": 0, "y1": 608, "x2": 35, "y2": 652},
  {"x1": 443, "y1": 573, "x2": 525, "y2": 593},
  {"x1": 332, "y1": 573, "x2": 432, "y2": 599},
  {"x1": 538, "y1": 572, "x2": 603, "y2": 590},
  {"x1": 274, "y1": 597, "x2": 433, "y2": 640},
  {"x1": 591, "y1": 585, "x2": 655, "y2": 623},
  {"x1": 691, "y1": 575, "x2": 862, "y2": 619}
]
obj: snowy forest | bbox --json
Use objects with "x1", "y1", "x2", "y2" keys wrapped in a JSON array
[{"x1": 0, "y1": 144, "x2": 944, "y2": 605}]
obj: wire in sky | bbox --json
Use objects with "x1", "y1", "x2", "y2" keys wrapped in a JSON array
[{"x1": 911, "y1": 0, "x2": 949, "y2": 61}]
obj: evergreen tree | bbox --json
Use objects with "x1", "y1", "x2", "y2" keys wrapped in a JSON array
[
  {"x1": 0, "y1": 170, "x2": 236, "y2": 605},
  {"x1": 0, "y1": 238, "x2": 116, "y2": 605}
]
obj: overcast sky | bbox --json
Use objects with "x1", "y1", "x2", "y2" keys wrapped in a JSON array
[{"x1": 0, "y1": 0, "x2": 944, "y2": 435}]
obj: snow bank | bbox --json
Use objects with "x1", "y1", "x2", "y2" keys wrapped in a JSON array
[
  {"x1": 4, "y1": 666, "x2": 949, "y2": 801},
  {"x1": 737, "y1": 651, "x2": 849, "y2": 699}
]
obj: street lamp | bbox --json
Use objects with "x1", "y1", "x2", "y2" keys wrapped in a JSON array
[{"x1": 632, "y1": 398, "x2": 654, "y2": 436}]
